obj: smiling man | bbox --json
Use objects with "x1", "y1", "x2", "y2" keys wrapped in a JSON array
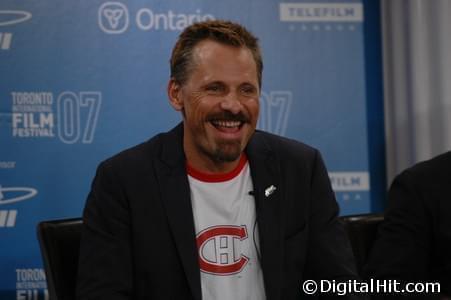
[
  {"x1": 77, "y1": 20, "x2": 360, "y2": 300},
  {"x1": 168, "y1": 36, "x2": 260, "y2": 172}
]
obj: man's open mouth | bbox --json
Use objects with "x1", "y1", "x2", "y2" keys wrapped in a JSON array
[{"x1": 210, "y1": 120, "x2": 243, "y2": 129}]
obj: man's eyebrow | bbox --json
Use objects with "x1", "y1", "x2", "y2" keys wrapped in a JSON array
[
  {"x1": 202, "y1": 81, "x2": 225, "y2": 87},
  {"x1": 240, "y1": 82, "x2": 257, "y2": 87}
]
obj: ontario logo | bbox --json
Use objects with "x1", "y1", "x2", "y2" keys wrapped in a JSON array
[
  {"x1": 98, "y1": 1, "x2": 214, "y2": 34},
  {"x1": 98, "y1": 2, "x2": 129, "y2": 34},
  {"x1": 0, "y1": 185, "x2": 38, "y2": 227},
  {"x1": 196, "y1": 225, "x2": 249, "y2": 275},
  {"x1": 0, "y1": 10, "x2": 32, "y2": 50}
]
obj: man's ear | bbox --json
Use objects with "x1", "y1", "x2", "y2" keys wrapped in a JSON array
[{"x1": 167, "y1": 78, "x2": 183, "y2": 111}]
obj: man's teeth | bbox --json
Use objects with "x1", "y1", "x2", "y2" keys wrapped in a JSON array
[{"x1": 211, "y1": 120, "x2": 241, "y2": 128}]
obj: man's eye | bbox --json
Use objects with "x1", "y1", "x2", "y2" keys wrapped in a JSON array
[
  {"x1": 206, "y1": 85, "x2": 220, "y2": 91},
  {"x1": 241, "y1": 86, "x2": 256, "y2": 95}
]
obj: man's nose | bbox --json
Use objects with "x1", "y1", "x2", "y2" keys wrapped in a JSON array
[{"x1": 219, "y1": 92, "x2": 243, "y2": 114}]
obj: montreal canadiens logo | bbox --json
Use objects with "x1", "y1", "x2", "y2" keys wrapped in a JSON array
[{"x1": 196, "y1": 225, "x2": 249, "y2": 275}]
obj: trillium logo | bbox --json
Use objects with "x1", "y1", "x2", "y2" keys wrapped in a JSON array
[
  {"x1": 98, "y1": 2, "x2": 129, "y2": 34},
  {"x1": 98, "y1": 2, "x2": 215, "y2": 34}
]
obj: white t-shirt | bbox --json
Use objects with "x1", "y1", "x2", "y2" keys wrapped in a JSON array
[{"x1": 187, "y1": 154, "x2": 266, "y2": 300}]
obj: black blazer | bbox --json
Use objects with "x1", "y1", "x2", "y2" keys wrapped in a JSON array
[
  {"x1": 365, "y1": 151, "x2": 451, "y2": 298},
  {"x1": 77, "y1": 123, "x2": 359, "y2": 300}
]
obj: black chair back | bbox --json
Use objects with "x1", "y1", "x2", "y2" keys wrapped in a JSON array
[
  {"x1": 340, "y1": 213, "x2": 384, "y2": 276},
  {"x1": 37, "y1": 218, "x2": 83, "y2": 300},
  {"x1": 36, "y1": 214, "x2": 380, "y2": 298}
]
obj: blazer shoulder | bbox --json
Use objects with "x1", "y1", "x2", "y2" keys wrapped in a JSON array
[
  {"x1": 103, "y1": 134, "x2": 163, "y2": 166},
  {"x1": 397, "y1": 151, "x2": 451, "y2": 185},
  {"x1": 252, "y1": 130, "x2": 319, "y2": 161}
]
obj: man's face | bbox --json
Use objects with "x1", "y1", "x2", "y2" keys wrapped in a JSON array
[{"x1": 168, "y1": 39, "x2": 260, "y2": 170}]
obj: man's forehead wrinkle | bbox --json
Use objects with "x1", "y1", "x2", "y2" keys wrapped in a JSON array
[{"x1": 184, "y1": 40, "x2": 258, "y2": 90}]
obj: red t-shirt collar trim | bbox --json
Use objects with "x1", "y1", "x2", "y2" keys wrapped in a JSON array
[{"x1": 186, "y1": 154, "x2": 248, "y2": 183}]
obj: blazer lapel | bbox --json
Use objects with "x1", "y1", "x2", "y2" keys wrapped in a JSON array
[
  {"x1": 155, "y1": 124, "x2": 202, "y2": 300},
  {"x1": 247, "y1": 132, "x2": 284, "y2": 300},
  {"x1": 154, "y1": 126, "x2": 284, "y2": 300}
]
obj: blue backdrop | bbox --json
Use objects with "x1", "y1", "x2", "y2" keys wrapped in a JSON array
[{"x1": 0, "y1": 0, "x2": 384, "y2": 297}]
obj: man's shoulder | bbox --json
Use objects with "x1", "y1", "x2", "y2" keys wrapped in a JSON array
[
  {"x1": 101, "y1": 124, "x2": 182, "y2": 169},
  {"x1": 398, "y1": 151, "x2": 451, "y2": 185},
  {"x1": 98, "y1": 135, "x2": 162, "y2": 171},
  {"x1": 251, "y1": 130, "x2": 318, "y2": 159}
]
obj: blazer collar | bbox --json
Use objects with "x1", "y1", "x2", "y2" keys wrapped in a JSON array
[
  {"x1": 246, "y1": 131, "x2": 284, "y2": 300},
  {"x1": 157, "y1": 125, "x2": 283, "y2": 300},
  {"x1": 156, "y1": 123, "x2": 202, "y2": 300}
]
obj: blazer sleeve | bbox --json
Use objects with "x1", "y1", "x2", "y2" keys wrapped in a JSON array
[
  {"x1": 76, "y1": 160, "x2": 133, "y2": 300},
  {"x1": 363, "y1": 171, "x2": 434, "y2": 299},
  {"x1": 303, "y1": 150, "x2": 363, "y2": 299}
]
